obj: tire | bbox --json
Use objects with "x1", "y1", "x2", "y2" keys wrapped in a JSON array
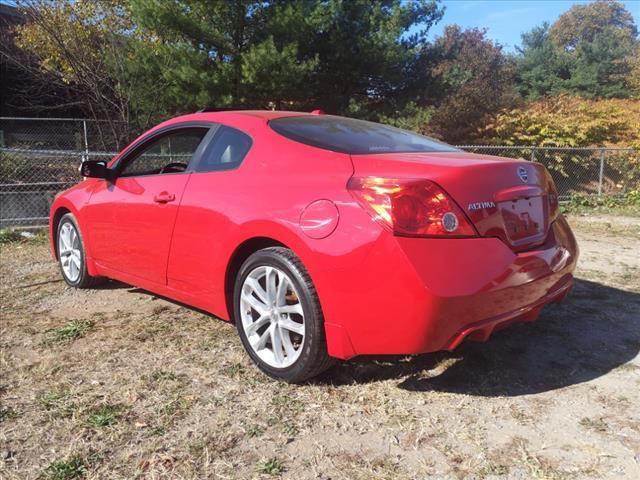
[
  {"x1": 234, "y1": 247, "x2": 334, "y2": 383},
  {"x1": 56, "y1": 213, "x2": 102, "y2": 288}
]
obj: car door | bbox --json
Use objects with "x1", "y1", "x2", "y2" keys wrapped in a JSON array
[
  {"x1": 84, "y1": 124, "x2": 215, "y2": 285},
  {"x1": 166, "y1": 125, "x2": 253, "y2": 308}
]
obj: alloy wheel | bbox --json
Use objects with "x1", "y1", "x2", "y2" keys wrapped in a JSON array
[
  {"x1": 58, "y1": 222, "x2": 82, "y2": 282},
  {"x1": 240, "y1": 265, "x2": 305, "y2": 368}
]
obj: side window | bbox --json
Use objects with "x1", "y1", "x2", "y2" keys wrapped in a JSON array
[
  {"x1": 120, "y1": 128, "x2": 209, "y2": 177},
  {"x1": 197, "y1": 125, "x2": 252, "y2": 172}
]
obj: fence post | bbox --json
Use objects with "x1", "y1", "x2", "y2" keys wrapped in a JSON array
[
  {"x1": 598, "y1": 148, "x2": 605, "y2": 196},
  {"x1": 82, "y1": 119, "x2": 89, "y2": 163},
  {"x1": 530, "y1": 148, "x2": 536, "y2": 162}
]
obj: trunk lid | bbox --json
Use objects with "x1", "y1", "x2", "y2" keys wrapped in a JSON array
[{"x1": 350, "y1": 151, "x2": 556, "y2": 250}]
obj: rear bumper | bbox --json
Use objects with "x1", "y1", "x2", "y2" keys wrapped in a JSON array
[
  {"x1": 443, "y1": 275, "x2": 572, "y2": 350},
  {"x1": 321, "y1": 215, "x2": 578, "y2": 359}
]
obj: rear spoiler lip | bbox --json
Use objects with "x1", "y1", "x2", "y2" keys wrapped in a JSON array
[{"x1": 494, "y1": 185, "x2": 545, "y2": 202}]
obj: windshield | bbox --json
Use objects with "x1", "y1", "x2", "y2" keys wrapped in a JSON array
[{"x1": 269, "y1": 115, "x2": 459, "y2": 155}]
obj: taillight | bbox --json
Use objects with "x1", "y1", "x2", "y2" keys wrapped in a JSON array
[{"x1": 347, "y1": 177, "x2": 477, "y2": 237}]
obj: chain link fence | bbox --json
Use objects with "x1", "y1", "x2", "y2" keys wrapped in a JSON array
[
  {"x1": 1, "y1": 117, "x2": 638, "y2": 228},
  {"x1": 458, "y1": 145, "x2": 639, "y2": 199}
]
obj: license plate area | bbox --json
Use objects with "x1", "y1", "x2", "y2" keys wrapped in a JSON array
[{"x1": 498, "y1": 196, "x2": 546, "y2": 243}]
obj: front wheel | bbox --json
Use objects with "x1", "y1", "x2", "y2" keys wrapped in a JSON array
[
  {"x1": 234, "y1": 247, "x2": 333, "y2": 383},
  {"x1": 56, "y1": 213, "x2": 101, "y2": 288}
]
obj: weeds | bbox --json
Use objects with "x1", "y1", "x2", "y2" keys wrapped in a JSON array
[
  {"x1": 0, "y1": 228, "x2": 48, "y2": 245},
  {"x1": 85, "y1": 404, "x2": 122, "y2": 428},
  {"x1": 0, "y1": 404, "x2": 18, "y2": 422},
  {"x1": 40, "y1": 454, "x2": 87, "y2": 479},
  {"x1": 562, "y1": 190, "x2": 640, "y2": 216},
  {"x1": 246, "y1": 424, "x2": 265, "y2": 438},
  {"x1": 148, "y1": 369, "x2": 178, "y2": 382},
  {"x1": 579, "y1": 416, "x2": 608, "y2": 432},
  {"x1": 282, "y1": 421, "x2": 299, "y2": 437},
  {"x1": 256, "y1": 457, "x2": 284, "y2": 475},
  {"x1": 45, "y1": 320, "x2": 93, "y2": 344},
  {"x1": 221, "y1": 362, "x2": 246, "y2": 377},
  {"x1": 159, "y1": 397, "x2": 189, "y2": 419},
  {"x1": 0, "y1": 228, "x2": 22, "y2": 244},
  {"x1": 478, "y1": 463, "x2": 509, "y2": 477},
  {"x1": 37, "y1": 390, "x2": 76, "y2": 418}
]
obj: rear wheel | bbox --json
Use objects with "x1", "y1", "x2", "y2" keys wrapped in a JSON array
[
  {"x1": 234, "y1": 247, "x2": 333, "y2": 382},
  {"x1": 56, "y1": 213, "x2": 101, "y2": 288}
]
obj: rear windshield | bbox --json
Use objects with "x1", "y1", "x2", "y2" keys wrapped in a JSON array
[{"x1": 269, "y1": 115, "x2": 459, "y2": 154}]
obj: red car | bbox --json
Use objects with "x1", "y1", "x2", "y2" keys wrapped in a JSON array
[{"x1": 50, "y1": 110, "x2": 578, "y2": 382}]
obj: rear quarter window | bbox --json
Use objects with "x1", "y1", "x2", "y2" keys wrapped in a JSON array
[
  {"x1": 269, "y1": 115, "x2": 459, "y2": 154},
  {"x1": 196, "y1": 125, "x2": 252, "y2": 172}
]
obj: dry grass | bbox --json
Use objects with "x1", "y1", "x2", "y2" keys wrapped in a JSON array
[{"x1": 1, "y1": 215, "x2": 639, "y2": 479}]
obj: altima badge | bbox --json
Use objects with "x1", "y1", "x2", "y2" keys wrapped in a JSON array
[
  {"x1": 518, "y1": 166, "x2": 529, "y2": 183},
  {"x1": 468, "y1": 201, "x2": 496, "y2": 211}
]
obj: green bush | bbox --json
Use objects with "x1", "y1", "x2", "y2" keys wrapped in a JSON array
[{"x1": 562, "y1": 190, "x2": 640, "y2": 215}]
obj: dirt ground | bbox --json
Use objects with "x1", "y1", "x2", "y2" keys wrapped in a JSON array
[{"x1": 1, "y1": 215, "x2": 639, "y2": 480}]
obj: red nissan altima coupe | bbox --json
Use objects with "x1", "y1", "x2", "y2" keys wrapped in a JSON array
[{"x1": 50, "y1": 110, "x2": 578, "y2": 382}]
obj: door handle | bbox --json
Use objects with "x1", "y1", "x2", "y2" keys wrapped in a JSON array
[{"x1": 153, "y1": 192, "x2": 176, "y2": 203}]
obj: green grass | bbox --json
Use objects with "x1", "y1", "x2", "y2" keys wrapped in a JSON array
[
  {"x1": 0, "y1": 228, "x2": 49, "y2": 244},
  {"x1": 85, "y1": 404, "x2": 122, "y2": 427},
  {"x1": 159, "y1": 397, "x2": 189, "y2": 419},
  {"x1": 0, "y1": 228, "x2": 23, "y2": 244},
  {"x1": 281, "y1": 421, "x2": 299, "y2": 437},
  {"x1": 478, "y1": 464, "x2": 509, "y2": 477},
  {"x1": 245, "y1": 424, "x2": 265, "y2": 438},
  {"x1": 37, "y1": 390, "x2": 76, "y2": 418},
  {"x1": 256, "y1": 457, "x2": 284, "y2": 475},
  {"x1": 45, "y1": 321, "x2": 93, "y2": 344},
  {"x1": 40, "y1": 454, "x2": 87, "y2": 479},
  {"x1": 148, "y1": 369, "x2": 178, "y2": 382},
  {"x1": 221, "y1": 362, "x2": 246, "y2": 377},
  {"x1": 0, "y1": 404, "x2": 18, "y2": 422}
]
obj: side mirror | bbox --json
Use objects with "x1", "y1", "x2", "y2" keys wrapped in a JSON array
[{"x1": 80, "y1": 160, "x2": 110, "y2": 179}]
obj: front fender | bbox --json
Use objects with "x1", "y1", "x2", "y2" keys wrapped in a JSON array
[{"x1": 49, "y1": 181, "x2": 98, "y2": 275}]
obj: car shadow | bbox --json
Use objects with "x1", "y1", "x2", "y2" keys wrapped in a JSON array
[{"x1": 315, "y1": 279, "x2": 640, "y2": 396}]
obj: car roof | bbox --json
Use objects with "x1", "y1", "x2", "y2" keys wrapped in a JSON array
[{"x1": 196, "y1": 110, "x2": 312, "y2": 121}]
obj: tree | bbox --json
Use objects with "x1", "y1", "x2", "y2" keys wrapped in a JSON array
[
  {"x1": 549, "y1": 0, "x2": 637, "y2": 51},
  {"x1": 423, "y1": 26, "x2": 516, "y2": 142},
  {"x1": 7, "y1": 0, "x2": 168, "y2": 148},
  {"x1": 517, "y1": 0, "x2": 638, "y2": 100},
  {"x1": 127, "y1": 0, "x2": 444, "y2": 114},
  {"x1": 515, "y1": 24, "x2": 572, "y2": 99}
]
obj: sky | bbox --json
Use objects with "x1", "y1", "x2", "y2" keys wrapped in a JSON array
[{"x1": 430, "y1": 0, "x2": 640, "y2": 52}]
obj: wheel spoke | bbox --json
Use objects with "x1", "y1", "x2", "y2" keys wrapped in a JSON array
[
  {"x1": 265, "y1": 267, "x2": 277, "y2": 304},
  {"x1": 68, "y1": 257, "x2": 77, "y2": 277},
  {"x1": 270, "y1": 324, "x2": 284, "y2": 364},
  {"x1": 60, "y1": 227, "x2": 70, "y2": 251},
  {"x1": 250, "y1": 324, "x2": 272, "y2": 351},
  {"x1": 276, "y1": 274, "x2": 288, "y2": 307},
  {"x1": 245, "y1": 314, "x2": 269, "y2": 336},
  {"x1": 70, "y1": 253, "x2": 81, "y2": 269},
  {"x1": 242, "y1": 292, "x2": 268, "y2": 315},
  {"x1": 279, "y1": 304, "x2": 303, "y2": 316},
  {"x1": 279, "y1": 317, "x2": 304, "y2": 335},
  {"x1": 280, "y1": 326, "x2": 297, "y2": 357},
  {"x1": 246, "y1": 277, "x2": 268, "y2": 304}
]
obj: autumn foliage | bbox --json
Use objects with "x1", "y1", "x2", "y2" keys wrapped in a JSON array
[{"x1": 478, "y1": 96, "x2": 640, "y2": 148}]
